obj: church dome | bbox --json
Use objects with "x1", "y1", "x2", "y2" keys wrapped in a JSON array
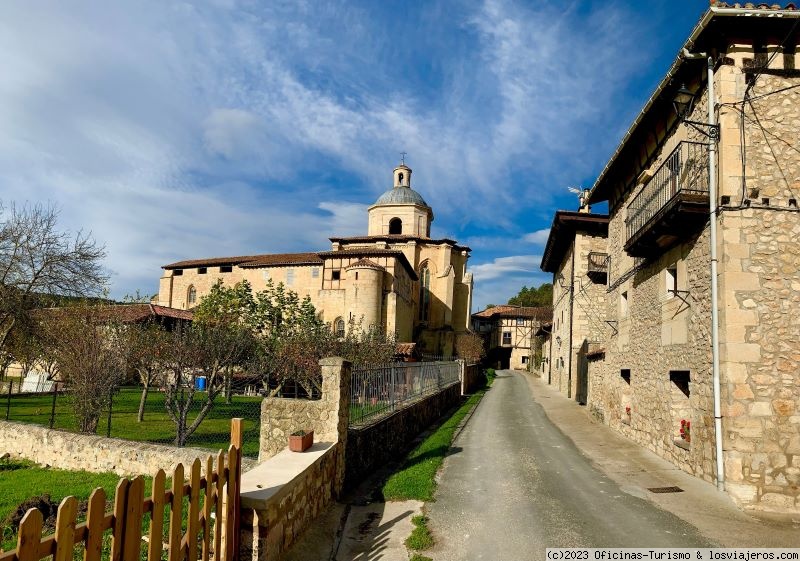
[
  {"x1": 373, "y1": 163, "x2": 430, "y2": 207},
  {"x1": 374, "y1": 187, "x2": 429, "y2": 207}
]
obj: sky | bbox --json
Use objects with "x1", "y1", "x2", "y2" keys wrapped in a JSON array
[{"x1": 0, "y1": 0, "x2": 710, "y2": 311}]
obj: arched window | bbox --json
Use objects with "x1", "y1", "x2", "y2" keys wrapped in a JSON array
[
  {"x1": 187, "y1": 285, "x2": 197, "y2": 306},
  {"x1": 419, "y1": 265, "x2": 431, "y2": 322},
  {"x1": 389, "y1": 217, "x2": 402, "y2": 235},
  {"x1": 398, "y1": 172, "x2": 404, "y2": 184},
  {"x1": 334, "y1": 317, "x2": 345, "y2": 338}
]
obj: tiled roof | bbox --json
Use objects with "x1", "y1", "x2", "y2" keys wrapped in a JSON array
[
  {"x1": 472, "y1": 305, "x2": 552, "y2": 321},
  {"x1": 711, "y1": 2, "x2": 798, "y2": 9},
  {"x1": 345, "y1": 258, "x2": 386, "y2": 271},
  {"x1": 588, "y1": 2, "x2": 800, "y2": 205},
  {"x1": 37, "y1": 304, "x2": 193, "y2": 323},
  {"x1": 238, "y1": 253, "x2": 323, "y2": 268},
  {"x1": 164, "y1": 252, "x2": 322, "y2": 269},
  {"x1": 541, "y1": 211, "x2": 609, "y2": 274},
  {"x1": 330, "y1": 235, "x2": 471, "y2": 252}
]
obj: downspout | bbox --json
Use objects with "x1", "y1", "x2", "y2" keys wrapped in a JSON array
[
  {"x1": 567, "y1": 238, "x2": 576, "y2": 400},
  {"x1": 683, "y1": 49, "x2": 724, "y2": 492},
  {"x1": 707, "y1": 55, "x2": 725, "y2": 492}
]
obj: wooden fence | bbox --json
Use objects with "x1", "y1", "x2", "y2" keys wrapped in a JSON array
[{"x1": 0, "y1": 419, "x2": 243, "y2": 561}]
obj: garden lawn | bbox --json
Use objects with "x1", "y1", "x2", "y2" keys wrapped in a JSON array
[
  {"x1": 381, "y1": 388, "x2": 486, "y2": 502},
  {"x1": 4, "y1": 387, "x2": 262, "y2": 457},
  {"x1": 0, "y1": 458, "x2": 149, "y2": 549}
]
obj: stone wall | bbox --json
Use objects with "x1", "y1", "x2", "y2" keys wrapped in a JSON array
[
  {"x1": 345, "y1": 382, "x2": 461, "y2": 487},
  {"x1": 242, "y1": 358, "x2": 351, "y2": 561},
  {"x1": 240, "y1": 443, "x2": 342, "y2": 561},
  {"x1": 259, "y1": 358, "x2": 351, "y2": 463},
  {"x1": 0, "y1": 420, "x2": 256, "y2": 475},
  {"x1": 460, "y1": 361, "x2": 483, "y2": 395},
  {"x1": 584, "y1": 45, "x2": 800, "y2": 513}
]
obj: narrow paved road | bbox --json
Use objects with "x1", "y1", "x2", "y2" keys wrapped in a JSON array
[{"x1": 428, "y1": 370, "x2": 714, "y2": 560}]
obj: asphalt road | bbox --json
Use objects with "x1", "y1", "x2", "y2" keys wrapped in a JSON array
[{"x1": 427, "y1": 370, "x2": 714, "y2": 560}]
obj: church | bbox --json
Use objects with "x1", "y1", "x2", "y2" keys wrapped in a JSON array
[{"x1": 155, "y1": 163, "x2": 474, "y2": 356}]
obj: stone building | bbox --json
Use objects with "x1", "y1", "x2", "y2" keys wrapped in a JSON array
[
  {"x1": 540, "y1": 207, "x2": 609, "y2": 403},
  {"x1": 543, "y1": 3, "x2": 800, "y2": 512},
  {"x1": 156, "y1": 163, "x2": 474, "y2": 356},
  {"x1": 471, "y1": 305, "x2": 550, "y2": 370}
]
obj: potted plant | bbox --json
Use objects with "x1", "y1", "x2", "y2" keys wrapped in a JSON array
[{"x1": 289, "y1": 430, "x2": 314, "y2": 452}]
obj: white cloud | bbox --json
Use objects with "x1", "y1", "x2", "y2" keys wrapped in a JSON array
[
  {"x1": 522, "y1": 228, "x2": 550, "y2": 245},
  {"x1": 471, "y1": 254, "x2": 542, "y2": 282},
  {"x1": 0, "y1": 0, "x2": 656, "y2": 299}
]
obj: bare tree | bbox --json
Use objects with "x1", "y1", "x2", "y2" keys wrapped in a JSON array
[
  {"x1": 42, "y1": 304, "x2": 127, "y2": 433},
  {"x1": 456, "y1": 332, "x2": 486, "y2": 364},
  {"x1": 124, "y1": 323, "x2": 170, "y2": 422},
  {"x1": 162, "y1": 324, "x2": 255, "y2": 446},
  {"x1": 0, "y1": 202, "x2": 108, "y2": 351}
]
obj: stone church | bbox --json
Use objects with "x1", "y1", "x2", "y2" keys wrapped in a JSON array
[{"x1": 156, "y1": 163, "x2": 474, "y2": 356}]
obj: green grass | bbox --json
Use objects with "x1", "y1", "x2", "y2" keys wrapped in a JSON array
[
  {"x1": 0, "y1": 458, "x2": 153, "y2": 550},
  {"x1": 409, "y1": 555, "x2": 433, "y2": 561},
  {"x1": 3, "y1": 387, "x2": 262, "y2": 457},
  {"x1": 405, "y1": 515, "x2": 434, "y2": 551},
  {"x1": 381, "y1": 389, "x2": 486, "y2": 502}
]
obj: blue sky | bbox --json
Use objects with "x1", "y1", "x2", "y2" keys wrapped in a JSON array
[{"x1": 0, "y1": 0, "x2": 708, "y2": 310}]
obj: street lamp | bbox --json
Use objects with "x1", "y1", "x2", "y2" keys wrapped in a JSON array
[
  {"x1": 672, "y1": 82, "x2": 720, "y2": 140},
  {"x1": 672, "y1": 83, "x2": 696, "y2": 120}
]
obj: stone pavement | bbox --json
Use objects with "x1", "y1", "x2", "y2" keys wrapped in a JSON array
[
  {"x1": 280, "y1": 370, "x2": 799, "y2": 560},
  {"x1": 522, "y1": 372, "x2": 800, "y2": 546}
]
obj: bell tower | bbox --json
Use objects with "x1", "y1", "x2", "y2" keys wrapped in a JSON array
[
  {"x1": 368, "y1": 161, "x2": 433, "y2": 237},
  {"x1": 394, "y1": 164, "x2": 412, "y2": 188}
]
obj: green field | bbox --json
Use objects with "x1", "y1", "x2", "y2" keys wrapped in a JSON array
[
  {"x1": 3, "y1": 387, "x2": 262, "y2": 457},
  {"x1": 0, "y1": 458, "x2": 147, "y2": 550}
]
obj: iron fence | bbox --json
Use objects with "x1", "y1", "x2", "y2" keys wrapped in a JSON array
[
  {"x1": 626, "y1": 140, "x2": 709, "y2": 241},
  {"x1": 350, "y1": 360, "x2": 460, "y2": 426}
]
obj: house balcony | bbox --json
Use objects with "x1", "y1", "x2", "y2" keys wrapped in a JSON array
[
  {"x1": 624, "y1": 141, "x2": 710, "y2": 258},
  {"x1": 587, "y1": 252, "x2": 608, "y2": 283}
]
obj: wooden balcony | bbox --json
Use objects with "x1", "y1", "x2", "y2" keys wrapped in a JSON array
[
  {"x1": 587, "y1": 252, "x2": 608, "y2": 283},
  {"x1": 625, "y1": 141, "x2": 710, "y2": 258}
]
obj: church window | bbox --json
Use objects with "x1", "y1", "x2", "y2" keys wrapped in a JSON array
[
  {"x1": 286, "y1": 269, "x2": 295, "y2": 285},
  {"x1": 332, "y1": 270, "x2": 341, "y2": 281},
  {"x1": 187, "y1": 286, "x2": 197, "y2": 306},
  {"x1": 398, "y1": 172, "x2": 404, "y2": 183},
  {"x1": 220, "y1": 265, "x2": 232, "y2": 273},
  {"x1": 173, "y1": 269, "x2": 183, "y2": 276},
  {"x1": 419, "y1": 264, "x2": 431, "y2": 322},
  {"x1": 389, "y1": 218, "x2": 402, "y2": 235},
  {"x1": 334, "y1": 317, "x2": 345, "y2": 338},
  {"x1": 198, "y1": 267, "x2": 207, "y2": 275},
  {"x1": 312, "y1": 267, "x2": 319, "y2": 278}
]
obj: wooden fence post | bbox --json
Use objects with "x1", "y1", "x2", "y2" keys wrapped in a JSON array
[{"x1": 229, "y1": 418, "x2": 243, "y2": 561}]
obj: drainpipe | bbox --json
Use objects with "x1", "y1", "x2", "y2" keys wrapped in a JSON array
[
  {"x1": 683, "y1": 49, "x2": 724, "y2": 492},
  {"x1": 707, "y1": 55, "x2": 725, "y2": 492},
  {"x1": 567, "y1": 238, "x2": 576, "y2": 399}
]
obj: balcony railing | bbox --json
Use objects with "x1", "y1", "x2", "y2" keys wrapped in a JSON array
[
  {"x1": 625, "y1": 141, "x2": 710, "y2": 256},
  {"x1": 587, "y1": 252, "x2": 608, "y2": 283}
]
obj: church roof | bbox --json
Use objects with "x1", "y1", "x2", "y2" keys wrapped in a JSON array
[
  {"x1": 472, "y1": 305, "x2": 551, "y2": 321},
  {"x1": 330, "y1": 235, "x2": 471, "y2": 253},
  {"x1": 373, "y1": 187, "x2": 429, "y2": 207},
  {"x1": 163, "y1": 252, "x2": 322, "y2": 269}
]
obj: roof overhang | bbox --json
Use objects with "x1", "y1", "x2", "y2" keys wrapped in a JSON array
[
  {"x1": 540, "y1": 212, "x2": 609, "y2": 273},
  {"x1": 588, "y1": 3, "x2": 800, "y2": 206}
]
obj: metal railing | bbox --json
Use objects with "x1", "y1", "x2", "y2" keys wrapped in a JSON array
[
  {"x1": 587, "y1": 252, "x2": 609, "y2": 274},
  {"x1": 626, "y1": 141, "x2": 709, "y2": 241},
  {"x1": 350, "y1": 361, "x2": 460, "y2": 426}
]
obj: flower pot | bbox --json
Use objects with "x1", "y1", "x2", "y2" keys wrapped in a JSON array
[{"x1": 289, "y1": 430, "x2": 314, "y2": 452}]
